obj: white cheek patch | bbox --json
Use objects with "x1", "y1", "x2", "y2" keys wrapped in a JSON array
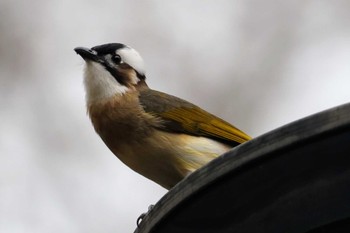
[
  {"x1": 83, "y1": 62, "x2": 129, "y2": 104},
  {"x1": 117, "y1": 47, "x2": 145, "y2": 75}
]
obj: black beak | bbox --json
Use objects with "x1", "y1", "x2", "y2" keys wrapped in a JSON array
[{"x1": 74, "y1": 47, "x2": 100, "y2": 62}]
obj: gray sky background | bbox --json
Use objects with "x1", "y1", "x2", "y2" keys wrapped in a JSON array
[{"x1": 1, "y1": 1, "x2": 350, "y2": 232}]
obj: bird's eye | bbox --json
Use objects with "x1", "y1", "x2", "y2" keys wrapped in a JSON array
[{"x1": 112, "y1": 54, "x2": 122, "y2": 64}]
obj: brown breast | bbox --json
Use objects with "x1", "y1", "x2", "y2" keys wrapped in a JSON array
[{"x1": 88, "y1": 91, "x2": 159, "y2": 142}]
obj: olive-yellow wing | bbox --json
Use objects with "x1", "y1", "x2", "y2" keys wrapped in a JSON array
[{"x1": 139, "y1": 89, "x2": 251, "y2": 147}]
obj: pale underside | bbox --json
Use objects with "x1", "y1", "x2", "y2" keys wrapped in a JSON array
[{"x1": 107, "y1": 130, "x2": 231, "y2": 189}]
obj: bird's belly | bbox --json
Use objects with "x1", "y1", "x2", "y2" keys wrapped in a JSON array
[{"x1": 107, "y1": 131, "x2": 231, "y2": 189}]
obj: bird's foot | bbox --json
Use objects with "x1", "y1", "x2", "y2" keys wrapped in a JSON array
[{"x1": 137, "y1": 204, "x2": 154, "y2": 227}]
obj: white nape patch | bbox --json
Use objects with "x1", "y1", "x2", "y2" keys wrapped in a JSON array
[
  {"x1": 83, "y1": 61, "x2": 128, "y2": 104},
  {"x1": 117, "y1": 47, "x2": 145, "y2": 75}
]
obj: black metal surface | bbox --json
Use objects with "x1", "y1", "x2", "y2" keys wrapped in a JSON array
[{"x1": 135, "y1": 103, "x2": 350, "y2": 233}]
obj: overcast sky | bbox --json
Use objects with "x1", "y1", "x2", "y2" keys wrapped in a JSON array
[{"x1": 1, "y1": 1, "x2": 350, "y2": 232}]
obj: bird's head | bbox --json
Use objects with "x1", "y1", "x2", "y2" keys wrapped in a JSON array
[{"x1": 74, "y1": 43, "x2": 146, "y2": 103}]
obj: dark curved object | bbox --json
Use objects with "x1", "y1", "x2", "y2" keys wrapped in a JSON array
[{"x1": 135, "y1": 103, "x2": 350, "y2": 233}]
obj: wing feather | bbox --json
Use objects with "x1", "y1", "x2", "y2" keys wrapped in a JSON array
[{"x1": 139, "y1": 89, "x2": 251, "y2": 146}]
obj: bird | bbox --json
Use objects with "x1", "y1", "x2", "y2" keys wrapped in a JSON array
[{"x1": 74, "y1": 43, "x2": 251, "y2": 190}]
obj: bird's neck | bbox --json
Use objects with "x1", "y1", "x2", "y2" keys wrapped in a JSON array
[
  {"x1": 83, "y1": 62, "x2": 129, "y2": 105},
  {"x1": 87, "y1": 90, "x2": 154, "y2": 140},
  {"x1": 135, "y1": 79, "x2": 148, "y2": 90}
]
